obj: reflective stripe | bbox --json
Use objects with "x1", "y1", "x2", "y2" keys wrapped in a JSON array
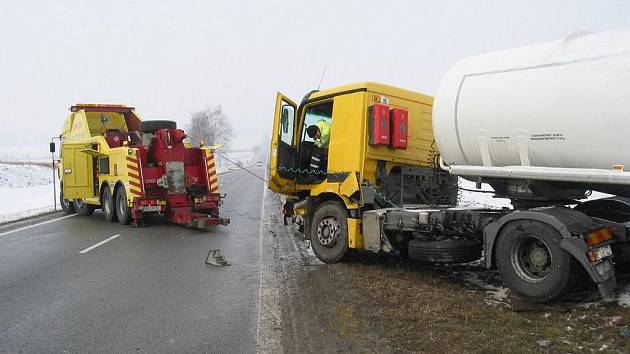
[{"x1": 311, "y1": 156, "x2": 321, "y2": 162}]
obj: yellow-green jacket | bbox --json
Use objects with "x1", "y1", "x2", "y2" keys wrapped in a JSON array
[{"x1": 315, "y1": 120, "x2": 331, "y2": 149}]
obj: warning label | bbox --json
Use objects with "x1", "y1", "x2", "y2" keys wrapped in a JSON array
[{"x1": 530, "y1": 133, "x2": 566, "y2": 141}]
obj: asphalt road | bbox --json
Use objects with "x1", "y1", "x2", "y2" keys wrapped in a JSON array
[{"x1": 0, "y1": 167, "x2": 265, "y2": 353}]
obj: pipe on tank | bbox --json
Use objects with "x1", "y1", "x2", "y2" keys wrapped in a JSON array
[{"x1": 439, "y1": 156, "x2": 630, "y2": 186}]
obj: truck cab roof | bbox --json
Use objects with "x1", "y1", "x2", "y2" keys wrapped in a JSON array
[{"x1": 308, "y1": 81, "x2": 433, "y2": 105}]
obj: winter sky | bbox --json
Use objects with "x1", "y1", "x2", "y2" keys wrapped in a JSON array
[{"x1": 1, "y1": 0, "x2": 629, "y2": 150}]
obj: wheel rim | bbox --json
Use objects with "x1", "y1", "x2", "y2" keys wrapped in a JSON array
[
  {"x1": 316, "y1": 217, "x2": 340, "y2": 247},
  {"x1": 61, "y1": 198, "x2": 71, "y2": 209},
  {"x1": 103, "y1": 194, "x2": 111, "y2": 214},
  {"x1": 511, "y1": 235, "x2": 552, "y2": 283},
  {"x1": 118, "y1": 194, "x2": 126, "y2": 217}
]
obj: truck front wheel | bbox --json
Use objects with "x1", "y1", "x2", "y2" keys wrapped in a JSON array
[
  {"x1": 116, "y1": 188, "x2": 132, "y2": 225},
  {"x1": 495, "y1": 220, "x2": 572, "y2": 303},
  {"x1": 310, "y1": 201, "x2": 348, "y2": 264},
  {"x1": 74, "y1": 199, "x2": 95, "y2": 216}
]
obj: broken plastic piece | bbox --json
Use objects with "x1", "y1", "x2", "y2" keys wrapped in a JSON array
[{"x1": 205, "y1": 249, "x2": 231, "y2": 267}]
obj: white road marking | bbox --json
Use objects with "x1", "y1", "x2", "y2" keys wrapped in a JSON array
[
  {"x1": 255, "y1": 165, "x2": 268, "y2": 343},
  {"x1": 78, "y1": 234, "x2": 121, "y2": 254},
  {"x1": 0, "y1": 214, "x2": 77, "y2": 238}
]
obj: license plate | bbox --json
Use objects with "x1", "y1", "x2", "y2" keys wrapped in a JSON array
[
  {"x1": 594, "y1": 245, "x2": 613, "y2": 261},
  {"x1": 142, "y1": 205, "x2": 161, "y2": 212},
  {"x1": 595, "y1": 259, "x2": 613, "y2": 279}
]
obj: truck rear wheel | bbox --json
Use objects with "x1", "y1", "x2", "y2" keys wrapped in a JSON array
[
  {"x1": 59, "y1": 184, "x2": 75, "y2": 214},
  {"x1": 495, "y1": 220, "x2": 572, "y2": 303},
  {"x1": 74, "y1": 199, "x2": 95, "y2": 216},
  {"x1": 310, "y1": 201, "x2": 348, "y2": 264},
  {"x1": 102, "y1": 185, "x2": 117, "y2": 222},
  {"x1": 116, "y1": 188, "x2": 132, "y2": 225}
]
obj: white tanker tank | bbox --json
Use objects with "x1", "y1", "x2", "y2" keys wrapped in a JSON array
[{"x1": 433, "y1": 30, "x2": 630, "y2": 193}]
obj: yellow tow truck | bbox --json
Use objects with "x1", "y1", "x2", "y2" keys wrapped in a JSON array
[{"x1": 55, "y1": 103, "x2": 228, "y2": 228}]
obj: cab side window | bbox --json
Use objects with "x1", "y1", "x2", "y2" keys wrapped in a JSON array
[
  {"x1": 279, "y1": 102, "x2": 295, "y2": 145},
  {"x1": 302, "y1": 102, "x2": 333, "y2": 143}
]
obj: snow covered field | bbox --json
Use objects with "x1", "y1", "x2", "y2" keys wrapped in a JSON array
[
  {"x1": 0, "y1": 163, "x2": 55, "y2": 223},
  {"x1": 0, "y1": 144, "x2": 50, "y2": 163}
]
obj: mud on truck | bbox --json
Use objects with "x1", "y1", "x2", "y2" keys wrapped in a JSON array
[{"x1": 55, "y1": 104, "x2": 229, "y2": 229}]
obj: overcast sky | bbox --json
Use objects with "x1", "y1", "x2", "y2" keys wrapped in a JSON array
[{"x1": 1, "y1": 0, "x2": 629, "y2": 152}]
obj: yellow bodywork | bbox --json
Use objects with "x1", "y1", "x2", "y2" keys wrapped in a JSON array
[
  {"x1": 268, "y1": 82, "x2": 437, "y2": 249},
  {"x1": 59, "y1": 105, "x2": 143, "y2": 206}
]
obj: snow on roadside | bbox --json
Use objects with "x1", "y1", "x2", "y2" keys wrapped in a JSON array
[
  {"x1": 0, "y1": 184, "x2": 55, "y2": 224},
  {"x1": 0, "y1": 163, "x2": 55, "y2": 223},
  {"x1": 0, "y1": 163, "x2": 53, "y2": 188}
]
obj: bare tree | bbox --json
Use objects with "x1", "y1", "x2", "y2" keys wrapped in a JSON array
[{"x1": 186, "y1": 105, "x2": 234, "y2": 148}]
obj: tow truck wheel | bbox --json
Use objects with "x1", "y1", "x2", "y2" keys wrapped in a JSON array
[
  {"x1": 74, "y1": 199, "x2": 95, "y2": 216},
  {"x1": 102, "y1": 185, "x2": 117, "y2": 222},
  {"x1": 116, "y1": 188, "x2": 132, "y2": 225},
  {"x1": 495, "y1": 220, "x2": 572, "y2": 303},
  {"x1": 59, "y1": 184, "x2": 75, "y2": 213},
  {"x1": 310, "y1": 201, "x2": 348, "y2": 264}
]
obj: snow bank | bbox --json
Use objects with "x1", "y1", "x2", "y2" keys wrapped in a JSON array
[
  {"x1": 0, "y1": 163, "x2": 55, "y2": 223},
  {"x1": 0, "y1": 163, "x2": 53, "y2": 188},
  {"x1": 0, "y1": 184, "x2": 55, "y2": 224}
]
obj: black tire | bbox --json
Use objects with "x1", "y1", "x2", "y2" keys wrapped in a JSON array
[
  {"x1": 139, "y1": 120, "x2": 176, "y2": 133},
  {"x1": 59, "y1": 184, "x2": 75, "y2": 214},
  {"x1": 310, "y1": 201, "x2": 348, "y2": 264},
  {"x1": 408, "y1": 238, "x2": 482, "y2": 263},
  {"x1": 74, "y1": 199, "x2": 95, "y2": 216},
  {"x1": 495, "y1": 220, "x2": 572, "y2": 303},
  {"x1": 116, "y1": 188, "x2": 132, "y2": 225},
  {"x1": 102, "y1": 185, "x2": 117, "y2": 222}
]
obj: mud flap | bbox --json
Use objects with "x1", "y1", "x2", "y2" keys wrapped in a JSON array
[
  {"x1": 560, "y1": 238, "x2": 617, "y2": 297},
  {"x1": 205, "y1": 250, "x2": 231, "y2": 267}
]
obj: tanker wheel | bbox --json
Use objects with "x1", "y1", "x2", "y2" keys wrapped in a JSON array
[
  {"x1": 139, "y1": 120, "x2": 177, "y2": 133},
  {"x1": 310, "y1": 201, "x2": 348, "y2": 264},
  {"x1": 59, "y1": 184, "x2": 75, "y2": 214},
  {"x1": 102, "y1": 185, "x2": 117, "y2": 222},
  {"x1": 116, "y1": 188, "x2": 132, "y2": 225},
  {"x1": 74, "y1": 199, "x2": 95, "y2": 216},
  {"x1": 495, "y1": 220, "x2": 573, "y2": 303}
]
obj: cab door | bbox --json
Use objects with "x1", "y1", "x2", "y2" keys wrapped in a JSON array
[
  {"x1": 268, "y1": 92, "x2": 298, "y2": 194},
  {"x1": 61, "y1": 143, "x2": 95, "y2": 199}
]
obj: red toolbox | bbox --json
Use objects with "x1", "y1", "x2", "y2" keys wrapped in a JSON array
[
  {"x1": 368, "y1": 103, "x2": 390, "y2": 146},
  {"x1": 390, "y1": 108, "x2": 408, "y2": 149}
]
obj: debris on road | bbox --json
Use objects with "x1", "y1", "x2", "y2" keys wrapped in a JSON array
[{"x1": 206, "y1": 249, "x2": 231, "y2": 267}]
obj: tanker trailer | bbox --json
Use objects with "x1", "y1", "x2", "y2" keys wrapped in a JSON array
[
  {"x1": 360, "y1": 31, "x2": 630, "y2": 303},
  {"x1": 432, "y1": 30, "x2": 630, "y2": 301}
]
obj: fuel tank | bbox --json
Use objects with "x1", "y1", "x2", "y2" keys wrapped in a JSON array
[{"x1": 433, "y1": 30, "x2": 630, "y2": 172}]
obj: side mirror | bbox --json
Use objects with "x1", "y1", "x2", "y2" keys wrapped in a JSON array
[{"x1": 49, "y1": 142, "x2": 56, "y2": 153}]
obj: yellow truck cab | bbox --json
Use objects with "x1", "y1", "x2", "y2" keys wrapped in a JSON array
[{"x1": 268, "y1": 82, "x2": 457, "y2": 263}]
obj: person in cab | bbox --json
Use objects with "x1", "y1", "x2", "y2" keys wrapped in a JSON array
[{"x1": 306, "y1": 120, "x2": 331, "y2": 175}]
